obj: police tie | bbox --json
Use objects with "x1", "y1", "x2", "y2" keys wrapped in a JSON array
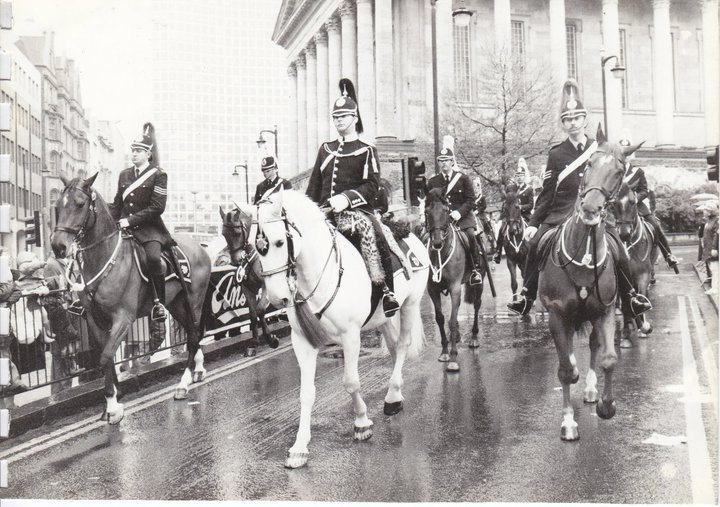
[
  {"x1": 135, "y1": 168, "x2": 139, "y2": 179},
  {"x1": 577, "y1": 143, "x2": 584, "y2": 155}
]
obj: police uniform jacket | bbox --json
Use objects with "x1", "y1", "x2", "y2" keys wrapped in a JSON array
[
  {"x1": 109, "y1": 165, "x2": 173, "y2": 246},
  {"x1": 623, "y1": 164, "x2": 651, "y2": 216},
  {"x1": 254, "y1": 176, "x2": 292, "y2": 205},
  {"x1": 475, "y1": 194, "x2": 487, "y2": 218},
  {"x1": 426, "y1": 170, "x2": 477, "y2": 230},
  {"x1": 517, "y1": 183, "x2": 534, "y2": 221},
  {"x1": 530, "y1": 138, "x2": 594, "y2": 227},
  {"x1": 306, "y1": 137, "x2": 381, "y2": 213}
]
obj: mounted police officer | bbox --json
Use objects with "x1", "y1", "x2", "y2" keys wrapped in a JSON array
[
  {"x1": 426, "y1": 139, "x2": 484, "y2": 286},
  {"x1": 472, "y1": 178, "x2": 495, "y2": 251},
  {"x1": 494, "y1": 158, "x2": 534, "y2": 263},
  {"x1": 507, "y1": 80, "x2": 652, "y2": 317},
  {"x1": 618, "y1": 136, "x2": 678, "y2": 270},
  {"x1": 306, "y1": 78, "x2": 400, "y2": 317},
  {"x1": 253, "y1": 155, "x2": 292, "y2": 205},
  {"x1": 109, "y1": 122, "x2": 173, "y2": 322}
]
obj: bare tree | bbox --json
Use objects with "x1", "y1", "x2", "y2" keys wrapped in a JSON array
[{"x1": 439, "y1": 49, "x2": 560, "y2": 200}]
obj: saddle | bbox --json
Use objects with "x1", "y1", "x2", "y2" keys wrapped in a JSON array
[{"x1": 132, "y1": 241, "x2": 192, "y2": 285}]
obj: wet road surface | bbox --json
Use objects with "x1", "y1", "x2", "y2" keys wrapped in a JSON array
[{"x1": 0, "y1": 245, "x2": 716, "y2": 503}]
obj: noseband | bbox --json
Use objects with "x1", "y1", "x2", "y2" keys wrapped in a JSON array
[
  {"x1": 53, "y1": 185, "x2": 98, "y2": 243},
  {"x1": 426, "y1": 201, "x2": 451, "y2": 250}
]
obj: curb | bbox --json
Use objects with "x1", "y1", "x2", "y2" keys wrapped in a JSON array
[
  {"x1": 692, "y1": 262, "x2": 718, "y2": 312},
  {"x1": 5, "y1": 321, "x2": 291, "y2": 439}
]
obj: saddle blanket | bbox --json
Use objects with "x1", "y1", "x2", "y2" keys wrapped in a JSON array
[{"x1": 134, "y1": 245, "x2": 192, "y2": 285}]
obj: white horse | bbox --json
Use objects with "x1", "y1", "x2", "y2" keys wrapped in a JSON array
[{"x1": 255, "y1": 190, "x2": 430, "y2": 469}]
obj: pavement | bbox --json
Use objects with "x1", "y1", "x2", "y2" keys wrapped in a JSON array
[{"x1": 2, "y1": 320, "x2": 291, "y2": 439}]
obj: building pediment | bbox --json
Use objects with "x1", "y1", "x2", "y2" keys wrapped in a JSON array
[{"x1": 272, "y1": 0, "x2": 337, "y2": 50}]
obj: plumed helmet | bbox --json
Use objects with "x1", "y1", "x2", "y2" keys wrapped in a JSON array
[
  {"x1": 559, "y1": 80, "x2": 587, "y2": 121},
  {"x1": 437, "y1": 135, "x2": 456, "y2": 162},
  {"x1": 131, "y1": 122, "x2": 160, "y2": 166},
  {"x1": 516, "y1": 157, "x2": 528, "y2": 176},
  {"x1": 332, "y1": 78, "x2": 363, "y2": 134}
]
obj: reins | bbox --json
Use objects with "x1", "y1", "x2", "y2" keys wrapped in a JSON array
[{"x1": 427, "y1": 224, "x2": 457, "y2": 283}]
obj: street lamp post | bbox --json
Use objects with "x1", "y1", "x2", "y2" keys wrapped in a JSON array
[
  {"x1": 256, "y1": 125, "x2": 279, "y2": 158},
  {"x1": 190, "y1": 190, "x2": 199, "y2": 234},
  {"x1": 600, "y1": 52, "x2": 626, "y2": 139},
  {"x1": 430, "y1": 0, "x2": 440, "y2": 173},
  {"x1": 232, "y1": 161, "x2": 250, "y2": 203}
]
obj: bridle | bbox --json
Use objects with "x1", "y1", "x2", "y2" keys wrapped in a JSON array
[
  {"x1": 425, "y1": 199, "x2": 451, "y2": 250},
  {"x1": 53, "y1": 185, "x2": 100, "y2": 244},
  {"x1": 425, "y1": 198, "x2": 457, "y2": 283},
  {"x1": 222, "y1": 214, "x2": 257, "y2": 282},
  {"x1": 255, "y1": 204, "x2": 343, "y2": 318},
  {"x1": 578, "y1": 149, "x2": 625, "y2": 210}
]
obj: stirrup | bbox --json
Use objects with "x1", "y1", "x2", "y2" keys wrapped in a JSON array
[
  {"x1": 151, "y1": 301, "x2": 167, "y2": 321},
  {"x1": 507, "y1": 294, "x2": 533, "y2": 316},
  {"x1": 67, "y1": 300, "x2": 85, "y2": 317},
  {"x1": 469, "y1": 270, "x2": 483, "y2": 286},
  {"x1": 629, "y1": 293, "x2": 652, "y2": 317},
  {"x1": 493, "y1": 253, "x2": 502, "y2": 264},
  {"x1": 382, "y1": 290, "x2": 400, "y2": 317},
  {"x1": 666, "y1": 254, "x2": 678, "y2": 267}
]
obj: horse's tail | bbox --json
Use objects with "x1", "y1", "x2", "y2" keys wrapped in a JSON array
[
  {"x1": 294, "y1": 300, "x2": 330, "y2": 349},
  {"x1": 406, "y1": 314, "x2": 426, "y2": 359}
]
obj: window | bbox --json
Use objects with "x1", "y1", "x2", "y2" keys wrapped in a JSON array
[
  {"x1": 618, "y1": 28, "x2": 628, "y2": 109},
  {"x1": 511, "y1": 21, "x2": 525, "y2": 65},
  {"x1": 453, "y1": 22, "x2": 472, "y2": 102},
  {"x1": 566, "y1": 24, "x2": 578, "y2": 81}
]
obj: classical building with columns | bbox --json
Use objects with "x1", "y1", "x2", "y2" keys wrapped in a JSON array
[{"x1": 273, "y1": 0, "x2": 719, "y2": 196}]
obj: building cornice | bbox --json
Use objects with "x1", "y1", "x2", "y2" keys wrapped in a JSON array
[{"x1": 272, "y1": 0, "x2": 343, "y2": 64}]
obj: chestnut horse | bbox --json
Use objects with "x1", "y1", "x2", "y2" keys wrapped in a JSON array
[
  {"x1": 51, "y1": 174, "x2": 211, "y2": 423},
  {"x1": 538, "y1": 126, "x2": 642, "y2": 440}
]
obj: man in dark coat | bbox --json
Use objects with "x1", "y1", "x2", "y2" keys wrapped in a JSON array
[
  {"x1": 618, "y1": 137, "x2": 678, "y2": 269},
  {"x1": 109, "y1": 123, "x2": 172, "y2": 320},
  {"x1": 494, "y1": 159, "x2": 533, "y2": 263},
  {"x1": 253, "y1": 155, "x2": 292, "y2": 204},
  {"x1": 306, "y1": 78, "x2": 399, "y2": 317},
  {"x1": 426, "y1": 145, "x2": 483, "y2": 285},
  {"x1": 507, "y1": 80, "x2": 652, "y2": 317}
]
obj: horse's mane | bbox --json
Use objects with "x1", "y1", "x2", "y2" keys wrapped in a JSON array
[
  {"x1": 275, "y1": 190, "x2": 327, "y2": 223},
  {"x1": 426, "y1": 187, "x2": 446, "y2": 203},
  {"x1": 66, "y1": 177, "x2": 111, "y2": 216}
]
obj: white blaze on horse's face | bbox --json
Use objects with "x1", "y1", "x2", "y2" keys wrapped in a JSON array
[
  {"x1": 579, "y1": 150, "x2": 622, "y2": 226},
  {"x1": 62, "y1": 194, "x2": 69, "y2": 208}
]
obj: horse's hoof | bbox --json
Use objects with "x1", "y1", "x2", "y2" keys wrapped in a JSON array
[
  {"x1": 620, "y1": 338, "x2": 633, "y2": 349},
  {"x1": 174, "y1": 388, "x2": 188, "y2": 400},
  {"x1": 384, "y1": 401, "x2": 403, "y2": 416},
  {"x1": 246, "y1": 347, "x2": 257, "y2": 357},
  {"x1": 267, "y1": 334, "x2": 280, "y2": 349},
  {"x1": 192, "y1": 371, "x2": 205, "y2": 383},
  {"x1": 596, "y1": 399, "x2": 617, "y2": 419},
  {"x1": 584, "y1": 389, "x2": 598, "y2": 404},
  {"x1": 641, "y1": 323, "x2": 653, "y2": 335},
  {"x1": 99, "y1": 411, "x2": 109, "y2": 422},
  {"x1": 446, "y1": 362, "x2": 460, "y2": 372},
  {"x1": 438, "y1": 353, "x2": 450, "y2": 362},
  {"x1": 561, "y1": 424, "x2": 579, "y2": 441},
  {"x1": 284, "y1": 451, "x2": 309, "y2": 469},
  {"x1": 353, "y1": 422, "x2": 374, "y2": 441},
  {"x1": 468, "y1": 339, "x2": 480, "y2": 349},
  {"x1": 108, "y1": 405, "x2": 124, "y2": 425}
]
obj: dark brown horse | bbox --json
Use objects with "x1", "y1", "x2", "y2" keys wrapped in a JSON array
[
  {"x1": 538, "y1": 126, "x2": 642, "y2": 440},
  {"x1": 425, "y1": 188, "x2": 485, "y2": 371},
  {"x1": 500, "y1": 189, "x2": 528, "y2": 299},
  {"x1": 219, "y1": 206, "x2": 279, "y2": 353},
  {"x1": 613, "y1": 182, "x2": 657, "y2": 348},
  {"x1": 51, "y1": 174, "x2": 212, "y2": 423}
]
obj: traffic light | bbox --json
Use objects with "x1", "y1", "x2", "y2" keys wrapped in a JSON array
[
  {"x1": 405, "y1": 157, "x2": 426, "y2": 207},
  {"x1": 23, "y1": 210, "x2": 41, "y2": 247},
  {"x1": 707, "y1": 145, "x2": 719, "y2": 182}
]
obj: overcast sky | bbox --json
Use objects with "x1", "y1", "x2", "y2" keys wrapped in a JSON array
[{"x1": 12, "y1": 0, "x2": 180, "y2": 142}]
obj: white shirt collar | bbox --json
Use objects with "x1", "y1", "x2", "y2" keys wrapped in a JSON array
[
  {"x1": 570, "y1": 135, "x2": 588, "y2": 150},
  {"x1": 134, "y1": 161, "x2": 150, "y2": 174},
  {"x1": 338, "y1": 132, "x2": 359, "y2": 142}
]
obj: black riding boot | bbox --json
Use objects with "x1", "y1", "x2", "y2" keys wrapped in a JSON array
[
  {"x1": 468, "y1": 236, "x2": 484, "y2": 286},
  {"x1": 608, "y1": 228, "x2": 653, "y2": 316},
  {"x1": 647, "y1": 215, "x2": 678, "y2": 269},
  {"x1": 151, "y1": 274, "x2": 167, "y2": 321},
  {"x1": 494, "y1": 223, "x2": 506, "y2": 264},
  {"x1": 379, "y1": 249, "x2": 400, "y2": 317},
  {"x1": 507, "y1": 245, "x2": 539, "y2": 315}
]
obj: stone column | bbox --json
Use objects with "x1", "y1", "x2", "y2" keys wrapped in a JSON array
[
  {"x1": 326, "y1": 15, "x2": 343, "y2": 135},
  {"x1": 340, "y1": 0, "x2": 358, "y2": 84},
  {"x1": 375, "y1": 0, "x2": 395, "y2": 138},
  {"x1": 356, "y1": 0, "x2": 376, "y2": 139},
  {"x1": 295, "y1": 55, "x2": 308, "y2": 172},
  {"x1": 548, "y1": 0, "x2": 568, "y2": 85},
  {"x1": 701, "y1": 0, "x2": 719, "y2": 148},
  {"x1": 601, "y1": 0, "x2": 623, "y2": 139},
  {"x1": 494, "y1": 0, "x2": 511, "y2": 53},
  {"x1": 315, "y1": 31, "x2": 330, "y2": 143},
  {"x1": 287, "y1": 64, "x2": 299, "y2": 176},
  {"x1": 652, "y1": 0, "x2": 674, "y2": 146},
  {"x1": 305, "y1": 43, "x2": 318, "y2": 163}
]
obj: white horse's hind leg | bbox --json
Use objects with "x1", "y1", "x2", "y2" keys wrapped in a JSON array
[
  {"x1": 341, "y1": 329, "x2": 373, "y2": 441},
  {"x1": 383, "y1": 313, "x2": 407, "y2": 415},
  {"x1": 583, "y1": 369, "x2": 598, "y2": 403},
  {"x1": 174, "y1": 368, "x2": 193, "y2": 400},
  {"x1": 105, "y1": 385, "x2": 124, "y2": 424},
  {"x1": 286, "y1": 330, "x2": 319, "y2": 469},
  {"x1": 192, "y1": 348, "x2": 206, "y2": 383}
]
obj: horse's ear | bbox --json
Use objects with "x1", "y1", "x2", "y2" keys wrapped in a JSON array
[
  {"x1": 60, "y1": 175, "x2": 70, "y2": 187},
  {"x1": 596, "y1": 123, "x2": 607, "y2": 144},
  {"x1": 621, "y1": 140, "x2": 645, "y2": 158},
  {"x1": 268, "y1": 191, "x2": 283, "y2": 217},
  {"x1": 219, "y1": 206, "x2": 226, "y2": 220},
  {"x1": 85, "y1": 172, "x2": 98, "y2": 187}
]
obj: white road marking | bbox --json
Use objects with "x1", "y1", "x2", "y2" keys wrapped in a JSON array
[
  {"x1": 0, "y1": 344, "x2": 292, "y2": 464},
  {"x1": 687, "y1": 295, "x2": 718, "y2": 416},
  {"x1": 677, "y1": 296, "x2": 715, "y2": 504}
]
